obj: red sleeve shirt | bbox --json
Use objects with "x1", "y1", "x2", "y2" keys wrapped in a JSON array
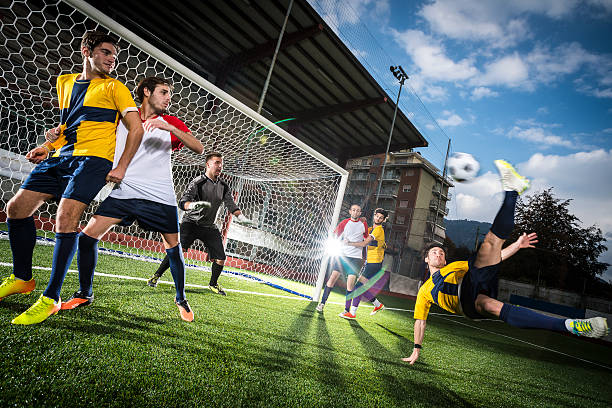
[{"x1": 162, "y1": 114, "x2": 190, "y2": 151}]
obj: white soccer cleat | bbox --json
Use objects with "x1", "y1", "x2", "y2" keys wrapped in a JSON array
[
  {"x1": 567, "y1": 317, "x2": 609, "y2": 338},
  {"x1": 495, "y1": 160, "x2": 530, "y2": 194},
  {"x1": 315, "y1": 303, "x2": 324, "y2": 312}
]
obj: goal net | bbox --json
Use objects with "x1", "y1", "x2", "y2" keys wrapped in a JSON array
[{"x1": 0, "y1": 0, "x2": 348, "y2": 298}]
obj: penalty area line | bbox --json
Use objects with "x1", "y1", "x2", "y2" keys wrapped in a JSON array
[{"x1": 0, "y1": 262, "x2": 312, "y2": 302}]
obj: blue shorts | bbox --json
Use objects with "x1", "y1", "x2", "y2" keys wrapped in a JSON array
[
  {"x1": 362, "y1": 262, "x2": 382, "y2": 279},
  {"x1": 331, "y1": 256, "x2": 363, "y2": 277},
  {"x1": 21, "y1": 156, "x2": 112, "y2": 204},
  {"x1": 96, "y1": 197, "x2": 179, "y2": 234},
  {"x1": 460, "y1": 255, "x2": 500, "y2": 319}
]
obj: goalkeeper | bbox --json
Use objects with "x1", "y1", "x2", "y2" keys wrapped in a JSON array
[{"x1": 147, "y1": 152, "x2": 255, "y2": 295}]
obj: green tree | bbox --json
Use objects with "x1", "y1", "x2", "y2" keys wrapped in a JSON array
[{"x1": 501, "y1": 188, "x2": 608, "y2": 291}]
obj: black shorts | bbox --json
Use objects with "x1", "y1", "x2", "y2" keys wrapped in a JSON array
[
  {"x1": 21, "y1": 156, "x2": 112, "y2": 204},
  {"x1": 459, "y1": 255, "x2": 500, "y2": 319},
  {"x1": 180, "y1": 221, "x2": 226, "y2": 260},
  {"x1": 361, "y1": 262, "x2": 382, "y2": 279},
  {"x1": 96, "y1": 197, "x2": 179, "y2": 234},
  {"x1": 331, "y1": 256, "x2": 363, "y2": 277}
]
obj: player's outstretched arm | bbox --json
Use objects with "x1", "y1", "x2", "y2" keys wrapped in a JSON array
[
  {"x1": 345, "y1": 235, "x2": 374, "y2": 248},
  {"x1": 402, "y1": 319, "x2": 426, "y2": 365},
  {"x1": 501, "y1": 232, "x2": 538, "y2": 261},
  {"x1": 107, "y1": 111, "x2": 144, "y2": 184},
  {"x1": 143, "y1": 118, "x2": 204, "y2": 154}
]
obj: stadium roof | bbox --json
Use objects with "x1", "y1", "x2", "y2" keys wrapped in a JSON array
[{"x1": 85, "y1": 0, "x2": 428, "y2": 165}]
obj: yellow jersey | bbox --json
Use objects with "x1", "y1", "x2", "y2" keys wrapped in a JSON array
[
  {"x1": 366, "y1": 225, "x2": 386, "y2": 263},
  {"x1": 49, "y1": 73, "x2": 138, "y2": 162},
  {"x1": 413, "y1": 261, "x2": 469, "y2": 320}
]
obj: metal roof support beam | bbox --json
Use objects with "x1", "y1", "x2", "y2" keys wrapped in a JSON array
[{"x1": 287, "y1": 96, "x2": 388, "y2": 124}]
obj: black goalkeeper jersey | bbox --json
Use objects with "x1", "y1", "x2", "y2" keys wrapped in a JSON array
[{"x1": 179, "y1": 175, "x2": 239, "y2": 227}]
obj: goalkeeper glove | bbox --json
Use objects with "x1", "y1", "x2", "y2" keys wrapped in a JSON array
[
  {"x1": 187, "y1": 201, "x2": 211, "y2": 211},
  {"x1": 236, "y1": 214, "x2": 256, "y2": 226}
]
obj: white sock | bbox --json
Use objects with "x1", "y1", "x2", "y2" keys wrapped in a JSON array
[
  {"x1": 373, "y1": 299, "x2": 381, "y2": 308},
  {"x1": 564, "y1": 319, "x2": 572, "y2": 331},
  {"x1": 349, "y1": 305, "x2": 357, "y2": 315}
]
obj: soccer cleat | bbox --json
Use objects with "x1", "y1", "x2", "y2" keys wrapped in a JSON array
[
  {"x1": 61, "y1": 291, "x2": 94, "y2": 310},
  {"x1": 147, "y1": 274, "x2": 161, "y2": 288},
  {"x1": 209, "y1": 284, "x2": 226, "y2": 296},
  {"x1": 339, "y1": 311, "x2": 356, "y2": 320},
  {"x1": 175, "y1": 298, "x2": 194, "y2": 322},
  {"x1": 567, "y1": 317, "x2": 609, "y2": 338},
  {"x1": 315, "y1": 303, "x2": 324, "y2": 312},
  {"x1": 11, "y1": 294, "x2": 60, "y2": 325},
  {"x1": 495, "y1": 160, "x2": 530, "y2": 194},
  {"x1": 0, "y1": 274, "x2": 35, "y2": 301},
  {"x1": 370, "y1": 303, "x2": 385, "y2": 315}
]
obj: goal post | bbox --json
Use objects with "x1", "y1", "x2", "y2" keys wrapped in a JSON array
[{"x1": 0, "y1": 0, "x2": 348, "y2": 299}]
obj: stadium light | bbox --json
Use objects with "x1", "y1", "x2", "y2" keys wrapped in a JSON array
[{"x1": 375, "y1": 66, "x2": 408, "y2": 206}]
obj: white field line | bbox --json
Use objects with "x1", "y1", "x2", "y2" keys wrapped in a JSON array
[{"x1": 1, "y1": 262, "x2": 609, "y2": 370}]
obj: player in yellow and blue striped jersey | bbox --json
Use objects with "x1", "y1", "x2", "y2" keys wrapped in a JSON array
[{"x1": 402, "y1": 160, "x2": 609, "y2": 365}]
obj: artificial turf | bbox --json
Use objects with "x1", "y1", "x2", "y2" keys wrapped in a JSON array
[{"x1": 0, "y1": 238, "x2": 611, "y2": 407}]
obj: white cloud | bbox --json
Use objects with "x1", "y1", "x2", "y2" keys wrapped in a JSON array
[
  {"x1": 391, "y1": 29, "x2": 478, "y2": 81},
  {"x1": 438, "y1": 112, "x2": 465, "y2": 127},
  {"x1": 419, "y1": 0, "x2": 579, "y2": 48},
  {"x1": 471, "y1": 86, "x2": 499, "y2": 100},
  {"x1": 448, "y1": 149, "x2": 612, "y2": 281},
  {"x1": 474, "y1": 53, "x2": 530, "y2": 88},
  {"x1": 536, "y1": 107, "x2": 549, "y2": 115},
  {"x1": 507, "y1": 126, "x2": 575, "y2": 148},
  {"x1": 603, "y1": 128, "x2": 612, "y2": 133}
]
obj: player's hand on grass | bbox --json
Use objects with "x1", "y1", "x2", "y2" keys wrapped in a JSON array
[
  {"x1": 45, "y1": 126, "x2": 61, "y2": 143},
  {"x1": 25, "y1": 146, "x2": 49, "y2": 164},
  {"x1": 236, "y1": 214, "x2": 256, "y2": 227},
  {"x1": 187, "y1": 201, "x2": 211, "y2": 211},
  {"x1": 517, "y1": 232, "x2": 538, "y2": 249},
  {"x1": 401, "y1": 349, "x2": 420, "y2": 365},
  {"x1": 106, "y1": 166, "x2": 126, "y2": 184}
]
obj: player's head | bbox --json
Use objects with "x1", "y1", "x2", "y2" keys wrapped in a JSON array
[
  {"x1": 136, "y1": 77, "x2": 173, "y2": 114},
  {"x1": 81, "y1": 31, "x2": 119, "y2": 75},
  {"x1": 205, "y1": 152, "x2": 223, "y2": 178},
  {"x1": 349, "y1": 204, "x2": 362, "y2": 220},
  {"x1": 423, "y1": 243, "x2": 447, "y2": 270},
  {"x1": 373, "y1": 208, "x2": 388, "y2": 225}
]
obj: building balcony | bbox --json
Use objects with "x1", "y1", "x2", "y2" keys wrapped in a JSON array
[
  {"x1": 381, "y1": 177, "x2": 400, "y2": 183},
  {"x1": 426, "y1": 218, "x2": 446, "y2": 231},
  {"x1": 376, "y1": 192, "x2": 398, "y2": 200},
  {"x1": 350, "y1": 164, "x2": 370, "y2": 170},
  {"x1": 432, "y1": 187, "x2": 452, "y2": 200},
  {"x1": 429, "y1": 199, "x2": 449, "y2": 215},
  {"x1": 349, "y1": 175, "x2": 369, "y2": 182}
]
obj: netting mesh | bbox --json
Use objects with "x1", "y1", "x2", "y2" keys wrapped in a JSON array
[{"x1": 0, "y1": 0, "x2": 346, "y2": 291}]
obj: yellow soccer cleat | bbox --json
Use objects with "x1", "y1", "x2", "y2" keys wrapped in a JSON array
[
  {"x1": 11, "y1": 294, "x2": 61, "y2": 325},
  {"x1": 495, "y1": 159, "x2": 530, "y2": 194},
  {"x1": 0, "y1": 274, "x2": 36, "y2": 301}
]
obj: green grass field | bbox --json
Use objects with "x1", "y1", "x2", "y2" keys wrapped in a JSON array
[{"x1": 0, "y1": 238, "x2": 611, "y2": 407}]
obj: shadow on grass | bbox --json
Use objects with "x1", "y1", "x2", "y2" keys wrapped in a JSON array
[{"x1": 349, "y1": 320, "x2": 476, "y2": 407}]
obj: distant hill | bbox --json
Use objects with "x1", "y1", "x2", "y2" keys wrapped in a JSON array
[{"x1": 444, "y1": 219, "x2": 492, "y2": 249}]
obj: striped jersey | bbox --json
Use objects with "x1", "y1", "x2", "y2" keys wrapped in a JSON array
[
  {"x1": 366, "y1": 225, "x2": 386, "y2": 263},
  {"x1": 49, "y1": 73, "x2": 138, "y2": 162},
  {"x1": 413, "y1": 261, "x2": 469, "y2": 320}
]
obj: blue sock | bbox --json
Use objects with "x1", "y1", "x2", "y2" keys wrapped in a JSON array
[
  {"x1": 7, "y1": 217, "x2": 36, "y2": 280},
  {"x1": 320, "y1": 285, "x2": 332, "y2": 304},
  {"x1": 500, "y1": 303, "x2": 567, "y2": 332},
  {"x1": 77, "y1": 232, "x2": 98, "y2": 296},
  {"x1": 490, "y1": 191, "x2": 518, "y2": 239},
  {"x1": 166, "y1": 245, "x2": 186, "y2": 302},
  {"x1": 43, "y1": 232, "x2": 78, "y2": 301},
  {"x1": 345, "y1": 290, "x2": 353, "y2": 311}
]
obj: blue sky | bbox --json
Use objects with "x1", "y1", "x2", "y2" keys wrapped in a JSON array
[{"x1": 308, "y1": 0, "x2": 612, "y2": 281}]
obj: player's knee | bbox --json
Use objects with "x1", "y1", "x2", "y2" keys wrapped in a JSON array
[
  {"x1": 55, "y1": 211, "x2": 79, "y2": 233},
  {"x1": 214, "y1": 259, "x2": 225, "y2": 266}
]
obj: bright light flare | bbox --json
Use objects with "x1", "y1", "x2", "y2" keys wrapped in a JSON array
[{"x1": 325, "y1": 237, "x2": 343, "y2": 257}]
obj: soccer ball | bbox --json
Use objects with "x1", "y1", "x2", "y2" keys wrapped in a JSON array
[{"x1": 447, "y1": 152, "x2": 480, "y2": 182}]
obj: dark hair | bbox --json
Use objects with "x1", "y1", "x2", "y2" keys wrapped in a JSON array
[
  {"x1": 135, "y1": 77, "x2": 173, "y2": 103},
  {"x1": 374, "y1": 208, "x2": 388, "y2": 218},
  {"x1": 81, "y1": 31, "x2": 119, "y2": 54},
  {"x1": 205, "y1": 152, "x2": 223, "y2": 162},
  {"x1": 422, "y1": 242, "x2": 447, "y2": 260}
]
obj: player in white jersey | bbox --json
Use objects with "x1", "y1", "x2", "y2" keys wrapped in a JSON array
[
  {"x1": 59, "y1": 77, "x2": 204, "y2": 322},
  {"x1": 316, "y1": 204, "x2": 369, "y2": 313}
]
